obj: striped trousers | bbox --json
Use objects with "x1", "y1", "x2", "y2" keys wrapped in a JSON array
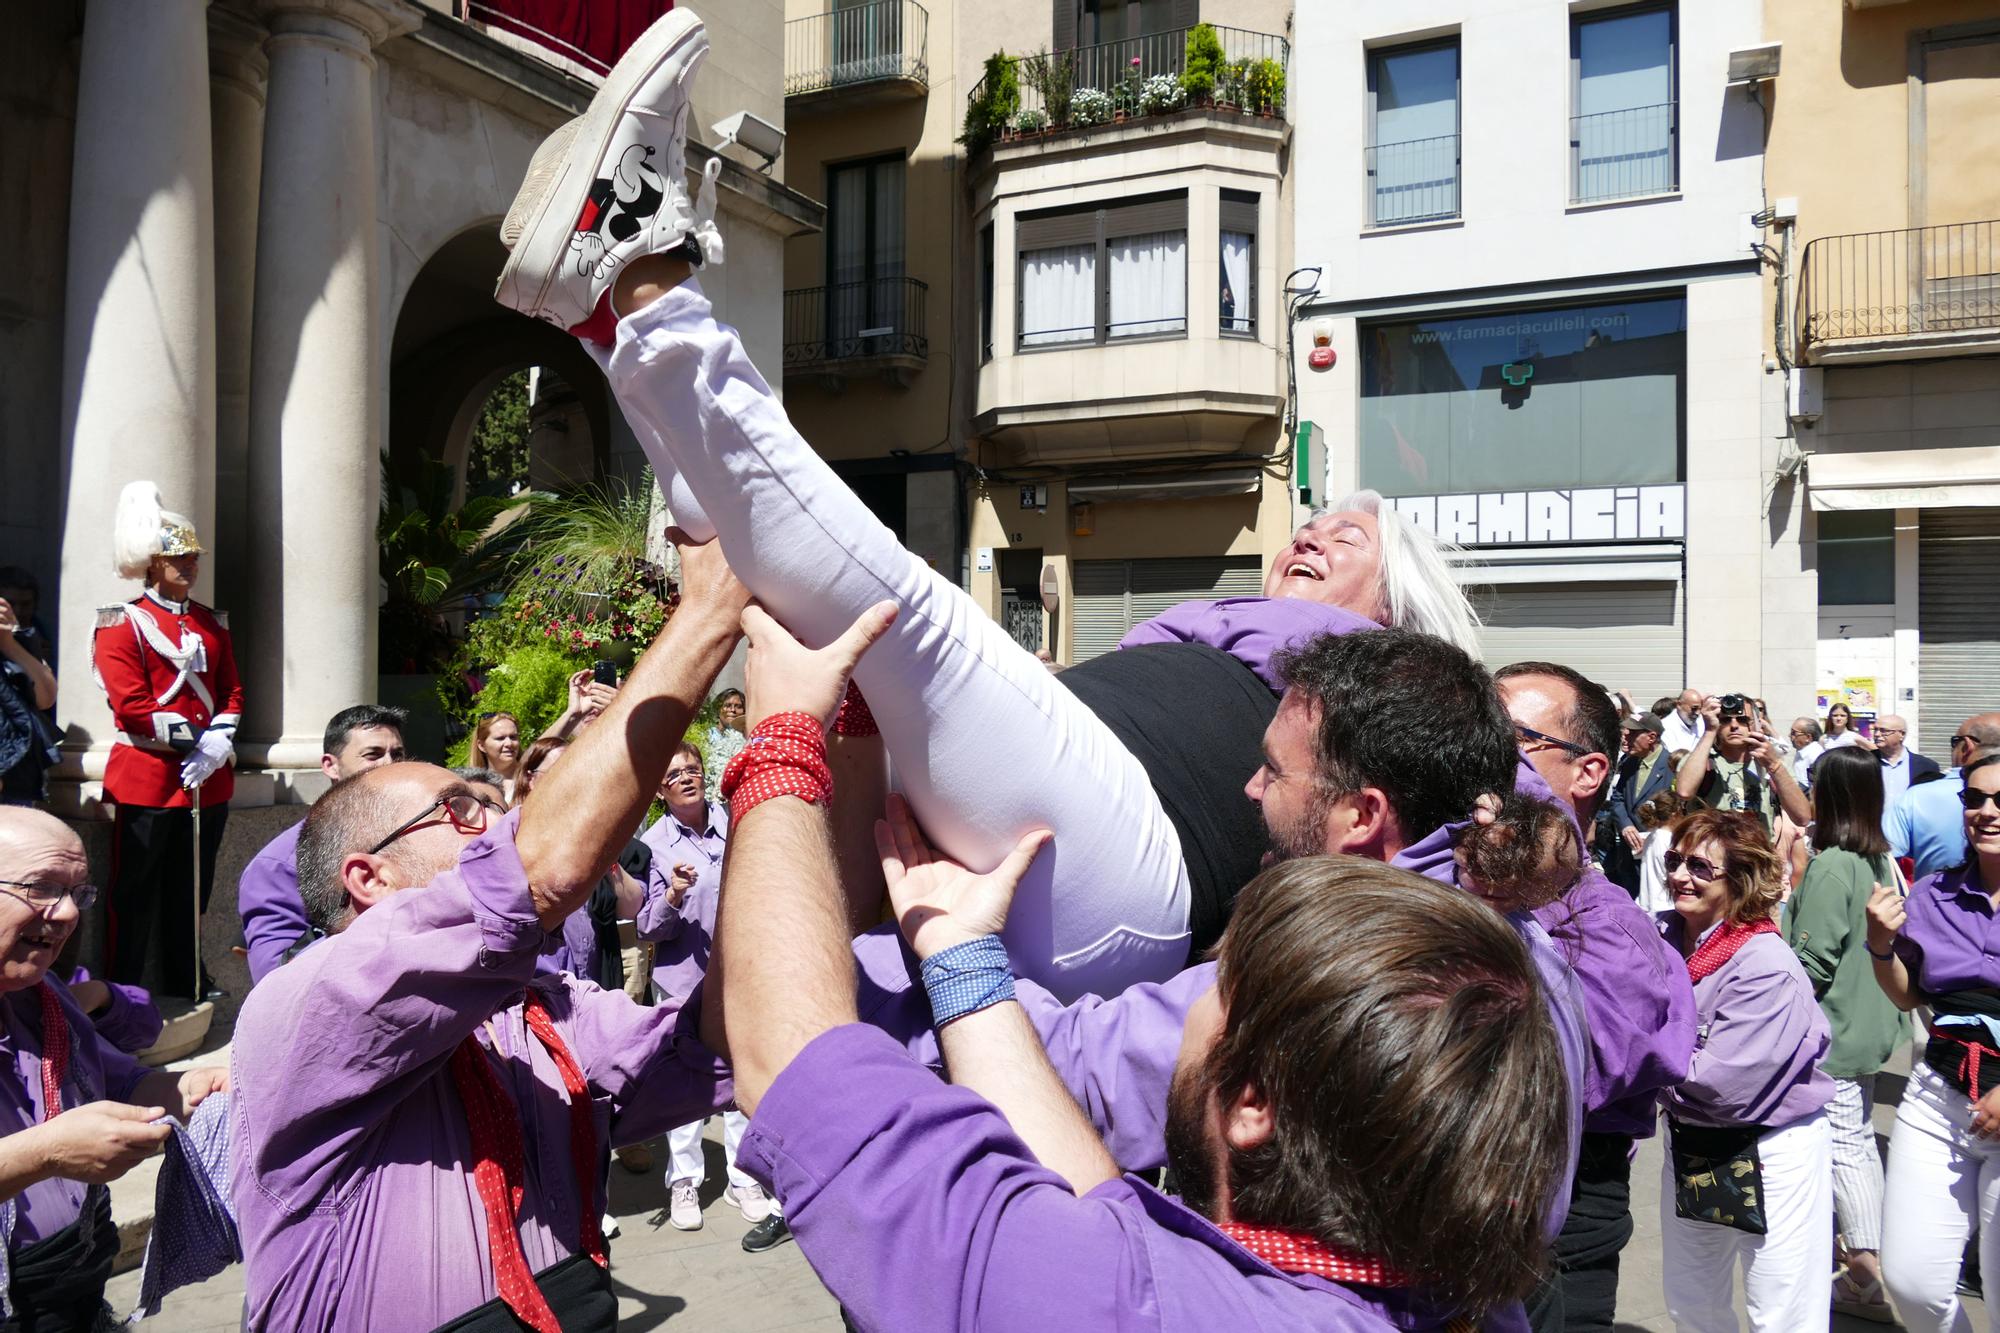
[{"x1": 1830, "y1": 1074, "x2": 1886, "y2": 1252}]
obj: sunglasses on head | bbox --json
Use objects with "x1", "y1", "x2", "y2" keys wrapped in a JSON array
[{"x1": 1663, "y1": 850, "x2": 1725, "y2": 883}]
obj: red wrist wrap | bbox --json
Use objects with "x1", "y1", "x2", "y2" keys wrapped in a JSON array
[
  {"x1": 833, "y1": 682, "x2": 879, "y2": 738},
  {"x1": 719, "y1": 712, "x2": 834, "y2": 819}
]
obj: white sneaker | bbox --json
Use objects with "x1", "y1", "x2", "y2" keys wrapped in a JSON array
[
  {"x1": 667, "y1": 1180, "x2": 702, "y2": 1231},
  {"x1": 601, "y1": 1211, "x2": 621, "y2": 1240},
  {"x1": 494, "y1": 7, "x2": 723, "y2": 336},
  {"x1": 723, "y1": 1181, "x2": 774, "y2": 1223}
]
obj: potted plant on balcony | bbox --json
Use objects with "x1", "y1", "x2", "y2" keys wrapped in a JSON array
[
  {"x1": 1014, "y1": 106, "x2": 1049, "y2": 137},
  {"x1": 1215, "y1": 58, "x2": 1250, "y2": 113},
  {"x1": 1019, "y1": 47, "x2": 1074, "y2": 131},
  {"x1": 1139, "y1": 73, "x2": 1185, "y2": 117},
  {"x1": 959, "y1": 51, "x2": 1019, "y2": 155},
  {"x1": 1180, "y1": 23, "x2": 1224, "y2": 107},
  {"x1": 1113, "y1": 55, "x2": 1143, "y2": 121},
  {"x1": 1247, "y1": 57, "x2": 1285, "y2": 118},
  {"x1": 1070, "y1": 86, "x2": 1112, "y2": 128}
]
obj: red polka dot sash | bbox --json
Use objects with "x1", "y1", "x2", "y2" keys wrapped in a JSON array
[
  {"x1": 1685, "y1": 918, "x2": 1778, "y2": 983},
  {"x1": 449, "y1": 989, "x2": 605, "y2": 1333},
  {"x1": 37, "y1": 982, "x2": 70, "y2": 1120},
  {"x1": 719, "y1": 711, "x2": 833, "y2": 820}
]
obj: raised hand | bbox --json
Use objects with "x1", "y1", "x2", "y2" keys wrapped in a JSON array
[
  {"x1": 1865, "y1": 882, "x2": 1906, "y2": 956},
  {"x1": 876, "y1": 792, "x2": 1050, "y2": 960},
  {"x1": 739, "y1": 601, "x2": 897, "y2": 732}
]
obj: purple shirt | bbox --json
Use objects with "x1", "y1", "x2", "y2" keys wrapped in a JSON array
[
  {"x1": 67, "y1": 965, "x2": 163, "y2": 1056},
  {"x1": 229, "y1": 810, "x2": 731, "y2": 1332},
  {"x1": 636, "y1": 804, "x2": 728, "y2": 1004},
  {"x1": 1120, "y1": 597, "x2": 1380, "y2": 692},
  {"x1": 0, "y1": 983, "x2": 146, "y2": 1248},
  {"x1": 1534, "y1": 868, "x2": 1697, "y2": 1138},
  {"x1": 1655, "y1": 918, "x2": 1833, "y2": 1130},
  {"x1": 238, "y1": 819, "x2": 309, "y2": 986},
  {"x1": 1893, "y1": 863, "x2": 2000, "y2": 997},
  {"x1": 740, "y1": 1024, "x2": 1455, "y2": 1332}
]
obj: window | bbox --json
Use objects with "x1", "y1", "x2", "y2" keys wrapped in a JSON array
[
  {"x1": 1220, "y1": 190, "x2": 1256, "y2": 337},
  {"x1": 1367, "y1": 40, "x2": 1460, "y2": 226},
  {"x1": 1358, "y1": 295, "x2": 1687, "y2": 497},
  {"x1": 979, "y1": 223, "x2": 995, "y2": 362},
  {"x1": 1818, "y1": 510, "x2": 1895, "y2": 605},
  {"x1": 826, "y1": 156, "x2": 906, "y2": 353},
  {"x1": 1571, "y1": 4, "x2": 1677, "y2": 203},
  {"x1": 1017, "y1": 192, "x2": 1187, "y2": 349}
]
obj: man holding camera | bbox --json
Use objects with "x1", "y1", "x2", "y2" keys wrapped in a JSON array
[{"x1": 1674, "y1": 693, "x2": 1810, "y2": 833}]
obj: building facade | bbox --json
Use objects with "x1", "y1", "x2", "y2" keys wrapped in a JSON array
[
  {"x1": 780, "y1": 0, "x2": 1299, "y2": 662},
  {"x1": 1291, "y1": 0, "x2": 1774, "y2": 708},
  {"x1": 6, "y1": 0, "x2": 819, "y2": 823},
  {"x1": 1763, "y1": 0, "x2": 2000, "y2": 753}
]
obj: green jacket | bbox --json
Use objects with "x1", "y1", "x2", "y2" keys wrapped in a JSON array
[{"x1": 1783, "y1": 847, "x2": 1909, "y2": 1078}]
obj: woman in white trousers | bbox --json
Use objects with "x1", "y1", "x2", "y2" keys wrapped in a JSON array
[
  {"x1": 1655, "y1": 809, "x2": 1835, "y2": 1332},
  {"x1": 1864, "y1": 754, "x2": 2000, "y2": 1332}
]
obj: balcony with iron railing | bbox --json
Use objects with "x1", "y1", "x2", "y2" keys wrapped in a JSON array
[
  {"x1": 1800, "y1": 220, "x2": 2000, "y2": 363},
  {"x1": 785, "y1": 0, "x2": 928, "y2": 105},
  {"x1": 784, "y1": 276, "x2": 929, "y2": 386},
  {"x1": 1365, "y1": 133, "x2": 1461, "y2": 227},
  {"x1": 1570, "y1": 102, "x2": 1678, "y2": 205},
  {"x1": 963, "y1": 25, "x2": 1289, "y2": 155}
]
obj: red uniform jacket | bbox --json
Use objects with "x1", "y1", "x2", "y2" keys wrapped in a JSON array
[{"x1": 92, "y1": 591, "x2": 243, "y2": 809}]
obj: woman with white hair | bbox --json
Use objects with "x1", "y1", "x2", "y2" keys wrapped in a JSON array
[{"x1": 489, "y1": 16, "x2": 1478, "y2": 998}]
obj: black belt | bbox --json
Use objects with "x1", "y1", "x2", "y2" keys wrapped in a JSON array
[
  {"x1": 430, "y1": 1254, "x2": 617, "y2": 1333},
  {"x1": 1, "y1": 1187, "x2": 117, "y2": 1333}
]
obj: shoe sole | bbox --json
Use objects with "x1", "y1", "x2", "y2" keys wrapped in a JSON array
[
  {"x1": 494, "y1": 9, "x2": 708, "y2": 327},
  {"x1": 669, "y1": 1213, "x2": 703, "y2": 1232}
]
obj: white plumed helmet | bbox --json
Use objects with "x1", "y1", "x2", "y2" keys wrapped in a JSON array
[{"x1": 112, "y1": 481, "x2": 204, "y2": 581}]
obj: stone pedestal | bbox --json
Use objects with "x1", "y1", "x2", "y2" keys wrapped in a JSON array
[
  {"x1": 242, "y1": 0, "x2": 420, "y2": 770},
  {"x1": 53, "y1": 0, "x2": 218, "y2": 810}
]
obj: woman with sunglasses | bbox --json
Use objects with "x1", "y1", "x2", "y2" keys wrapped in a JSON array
[
  {"x1": 1867, "y1": 750, "x2": 2000, "y2": 1331},
  {"x1": 1656, "y1": 809, "x2": 1834, "y2": 1331},
  {"x1": 1781, "y1": 746, "x2": 1907, "y2": 1321}
]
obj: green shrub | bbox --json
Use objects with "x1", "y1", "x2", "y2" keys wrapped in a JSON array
[
  {"x1": 1180, "y1": 23, "x2": 1224, "y2": 102},
  {"x1": 1018, "y1": 47, "x2": 1074, "y2": 128},
  {"x1": 1218, "y1": 57, "x2": 1251, "y2": 106},
  {"x1": 443, "y1": 641, "x2": 583, "y2": 765},
  {"x1": 960, "y1": 52, "x2": 1019, "y2": 154},
  {"x1": 1247, "y1": 57, "x2": 1286, "y2": 115}
]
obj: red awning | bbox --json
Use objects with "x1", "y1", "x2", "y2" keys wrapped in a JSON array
[{"x1": 467, "y1": 0, "x2": 676, "y2": 74}]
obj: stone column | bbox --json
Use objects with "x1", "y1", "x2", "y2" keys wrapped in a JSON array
[
  {"x1": 207, "y1": 2, "x2": 269, "y2": 625},
  {"x1": 241, "y1": 0, "x2": 419, "y2": 772},
  {"x1": 54, "y1": 0, "x2": 217, "y2": 802}
]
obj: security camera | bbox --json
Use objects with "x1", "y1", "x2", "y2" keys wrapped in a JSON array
[{"x1": 711, "y1": 111, "x2": 785, "y2": 172}]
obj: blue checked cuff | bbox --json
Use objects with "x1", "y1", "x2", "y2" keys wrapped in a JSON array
[{"x1": 919, "y1": 934, "x2": 1016, "y2": 1028}]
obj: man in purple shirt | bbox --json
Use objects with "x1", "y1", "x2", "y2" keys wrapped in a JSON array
[
  {"x1": 709, "y1": 602, "x2": 1570, "y2": 1332},
  {"x1": 1495, "y1": 661, "x2": 1698, "y2": 1333},
  {"x1": 0, "y1": 807, "x2": 228, "y2": 1325},
  {"x1": 236, "y1": 704, "x2": 407, "y2": 985},
  {"x1": 228, "y1": 538, "x2": 748, "y2": 1332}
]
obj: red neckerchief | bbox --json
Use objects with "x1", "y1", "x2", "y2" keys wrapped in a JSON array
[
  {"x1": 37, "y1": 982, "x2": 69, "y2": 1120},
  {"x1": 1216, "y1": 1221, "x2": 1407, "y2": 1287},
  {"x1": 1685, "y1": 918, "x2": 1778, "y2": 983},
  {"x1": 448, "y1": 988, "x2": 605, "y2": 1333}
]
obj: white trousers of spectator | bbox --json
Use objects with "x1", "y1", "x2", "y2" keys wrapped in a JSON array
[
  {"x1": 1660, "y1": 1111, "x2": 1832, "y2": 1333},
  {"x1": 1882, "y1": 1063, "x2": 2000, "y2": 1333},
  {"x1": 1829, "y1": 1073, "x2": 1886, "y2": 1252},
  {"x1": 668, "y1": 1110, "x2": 751, "y2": 1191},
  {"x1": 601, "y1": 282, "x2": 1193, "y2": 1001}
]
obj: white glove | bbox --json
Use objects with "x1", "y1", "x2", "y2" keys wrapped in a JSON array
[{"x1": 180, "y1": 728, "x2": 234, "y2": 789}]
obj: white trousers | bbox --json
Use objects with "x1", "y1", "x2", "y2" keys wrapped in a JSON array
[
  {"x1": 603, "y1": 284, "x2": 1193, "y2": 1000},
  {"x1": 1828, "y1": 1073, "x2": 1886, "y2": 1252},
  {"x1": 667, "y1": 1109, "x2": 751, "y2": 1190},
  {"x1": 1660, "y1": 1111, "x2": 1833, "y2": 1333},
  {"x1": 1881, "y1": 1062, "x2": 2000, "y2": 1333}
]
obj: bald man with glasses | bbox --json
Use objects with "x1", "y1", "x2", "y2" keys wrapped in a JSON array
[{"x1": 228, "y1": 539, "x2": 753, "y2": 1333}]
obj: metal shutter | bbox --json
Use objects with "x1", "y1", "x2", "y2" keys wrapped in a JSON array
[
  {"x1": 1476, "y1": 581, "x2": 1685, "y2": 703},
  {"x1": 1919, "y1": 508, "x2": 2000, "y2": 752},
  {"x1": 1072, "y1": 557, "x2": 1263, "y2": 661}
]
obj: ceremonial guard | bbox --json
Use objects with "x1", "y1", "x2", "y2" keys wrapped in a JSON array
[{"x1": 92, "y1": 483, "x2": 242, "y2": 1002}]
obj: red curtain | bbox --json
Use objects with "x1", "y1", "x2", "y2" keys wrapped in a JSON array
[{"x1": 468, "y1": 0, "x2": 676, "y2": 74}]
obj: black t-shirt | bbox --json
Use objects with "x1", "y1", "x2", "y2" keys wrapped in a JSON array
[{"x1": 1058, "y1": 642, "x2": 1278, "y2": 956}]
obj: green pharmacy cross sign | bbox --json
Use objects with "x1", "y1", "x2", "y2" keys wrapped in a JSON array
[{"x1": 1500, "y1": 361, "x2": 1535, "y2": 387}]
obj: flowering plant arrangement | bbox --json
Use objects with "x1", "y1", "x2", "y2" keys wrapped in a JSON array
[
  {"x1": 1014, "y1": 106, "x2": 1050, "y2": 133},
  {"x1": 1138, "y1": 73, "x2": 1185, "y2": 115},
  {"x1": 1070, "y1": 86, "x2": 1112, "y2": 126}
]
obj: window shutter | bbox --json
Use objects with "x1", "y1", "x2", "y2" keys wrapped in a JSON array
[
  {"x1": 1052, "y1": 0, "x2": 1077, "y2": 52},
  {"x1": 1219, "y1": 190, "x2": 1259, "y2": 236}
]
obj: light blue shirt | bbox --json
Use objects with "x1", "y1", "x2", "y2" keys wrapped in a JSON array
[
  {"x1": 1881, "y1": 749, "x2": 1915, "y2": 810},
  {"x1": 1888, "y1": 768, "x2": 1966, "y2": 879}
]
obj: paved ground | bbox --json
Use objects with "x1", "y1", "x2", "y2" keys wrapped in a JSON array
[{"x1": 111, "y1": 1044, "x2": 1983, "y2": 1330}]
